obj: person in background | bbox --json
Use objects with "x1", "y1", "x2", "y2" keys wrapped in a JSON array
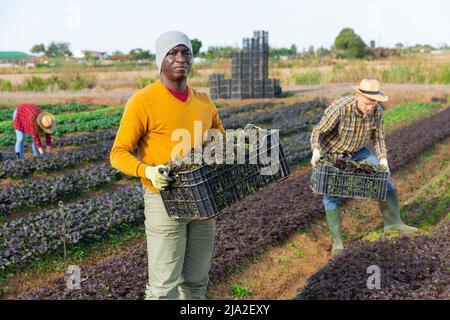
[
  {"x1": 13, "y1": 103, "x2": 55, "y2": 160},
  {"x1": 310, "y1": 79, "x2": 417, "y2": 255}
]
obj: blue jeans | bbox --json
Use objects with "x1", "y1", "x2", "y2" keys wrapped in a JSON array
[
  {"x1": 323, "y1": 147, "x2": 395, "y2": 210},
  {"x1": 13, "y1": 109, "x2": 42, "y2": 158}
]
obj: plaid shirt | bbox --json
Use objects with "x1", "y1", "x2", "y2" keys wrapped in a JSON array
[
  {"x1": 310, "y1": 96, "x2": 386, "y2": 159},
  {"x1": 13, "y1": 103, "x2": 52, "y2": 149}
]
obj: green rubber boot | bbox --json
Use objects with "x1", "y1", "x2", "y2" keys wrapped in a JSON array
[
  {"x1": 379, "y1": 189, "x2": 418, "y2": 234},
  {"x1": 325, "y1": 209, "x2": 344, "y2": 255}
]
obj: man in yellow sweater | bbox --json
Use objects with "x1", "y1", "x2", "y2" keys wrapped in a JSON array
[{"x1": 110, "y1": 31, "x2": 224, "y2": 300}]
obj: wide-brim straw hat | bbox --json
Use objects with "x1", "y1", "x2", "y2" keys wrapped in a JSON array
[
  {"x1": 36, "y1": 112, "x2": 56, "y2": 134},
  {"x1": 352, "y1": 79, "x2": 389, "y2": 102}
]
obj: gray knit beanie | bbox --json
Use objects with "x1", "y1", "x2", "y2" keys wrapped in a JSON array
[{"x1": 155, "y1": 31, "x2": 193, "y2": 73}]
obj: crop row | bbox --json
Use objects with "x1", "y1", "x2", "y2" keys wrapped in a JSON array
[
  {"x1": 0, "y1": 130, "x2": 310, "y2": 180},
  {"x1": 0, "y1": 163, "x2": 123, "y2": 216},
  {"x1": 52, "y1": 129, "x2": 117, "y2": 147},
  {"x1": 281, "y1": 132, "x2": 312, "y2": 164},
  {"x1": 0, "y1": 129, "x2": 116, "y2": 155},
  {"x1": 52, "y1": 106, "x2": 122, "y2": 124},
  {"x1": 0, "y1": 141, "x2": 113, "y2": 178},
  {"x1": 221, "y1": 100, "x2": 325, "y2": 129},
  {"x1": 0, "y1": 184, "x2": 143, "y2": 271},
  {"x1": 0, "y1": 151, "x2": 15, "y2": 162},
  {"x1": 296, "y1": 220, "x2": 449, "y2": 300},
  {"x1": 0, "y1": 101, "x2": 285, "y2": 125},
  {"x1": 53, "y1": 113, "x2": 123, "y2": 136},
  {"x1": 0, "y1": 107, "x2": 123, "y2": 146},
  {"x1": 0, "y1": 106, "x2": 121, "y2": 133},
  {"x1": 0, "y1": 100, "x2": 324, "y2": 148},
  {"x1": 218, "y1": 102, "x2": 279, "y2": 119},
  {"x1": 0, "y1": 103, "x2": 107, "y2": 122},
  {"x1": 18, "y1": 107, "x2": 450, "y2": 299},
  {"x1": 0, "y1": 113, "x2": 121, "y2": 145},
  {"x1": 220, "y1": 99, "x2": 326, "y2": 120}
]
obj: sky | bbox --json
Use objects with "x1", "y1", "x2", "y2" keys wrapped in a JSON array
[{"x1": 1, "y1": 0, "x2": 449, "y2": 54}]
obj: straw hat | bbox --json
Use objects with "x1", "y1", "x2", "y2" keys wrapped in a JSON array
[
  {"x1": 352, "y1": 79, "x2": 388, "y2": 102},
  {"x1": 36, "y1": 112, "x2": 56, "y2": 134}
]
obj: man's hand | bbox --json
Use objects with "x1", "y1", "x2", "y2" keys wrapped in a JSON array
[
  {"x1": 311, "y1": 148, "x2": 321, "y2": 167},
  {"x1": 145, "y1": 165, "x2": 173, "y2": 190},
  {"x1": 38, "y1": 147, "x2": 44, "y2": 156},
  {"x1": 380, "y1": 157, "x2": 389, "y2": 171},
  {"x1": 45, "y1": 146, "x2": 52, "y2": 154}
]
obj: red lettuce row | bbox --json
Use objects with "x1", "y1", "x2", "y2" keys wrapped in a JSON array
[
  {"x1": 0, "y1": 184, "x2": 144, "y2": 271},
  {"x1": 0, "y1": 142, "x2": 113, "y2": 179},
  {"x1": 296, "y1": 220, "x2": 449, "y2": 300},
  {"x1": 0, "y1": 163, "x2": 123, "y2": 216}
]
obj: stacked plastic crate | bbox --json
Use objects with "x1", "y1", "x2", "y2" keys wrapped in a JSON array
[{"x1": 209, "y1": 31, "x2": 282, "y2": 99}]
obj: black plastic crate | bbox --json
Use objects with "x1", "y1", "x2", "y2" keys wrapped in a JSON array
[
  {"x1": 160, "y1": 141, "x2": 290, "y2": 219},
  {"x1": 310, "y1": 163, "x2": 389, "y2": 201}
]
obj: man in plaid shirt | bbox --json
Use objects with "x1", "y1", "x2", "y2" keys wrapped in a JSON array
[
  {"x1": 310, "y1": 79, "x2": 417, "y2": 255},
  {"x1": 13, "y1": 103, "x2": 55, "y2": 159}
]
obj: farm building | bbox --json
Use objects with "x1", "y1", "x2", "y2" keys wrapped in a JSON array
[{"x1": 0, "y1": 51, "x2": 35, "y2": 68}]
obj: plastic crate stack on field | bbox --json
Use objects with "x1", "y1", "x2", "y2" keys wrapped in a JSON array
[
  {"x1": 208, "y1": 73, "x2": 222, "y2": 99},
  {"x1": 209, "y1": 30, "x2": 281, "y2": 99},
  {"x1": 209, "y1": 73, "x2": 231, "y2": 99}
]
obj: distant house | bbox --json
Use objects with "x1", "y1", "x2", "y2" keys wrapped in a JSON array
[
  {"x1": 73, "y1": 50, "x2": 85, "y2": 59},
  {"x1": 0, "y1": 51, "x2": 34, "y2": 67}
]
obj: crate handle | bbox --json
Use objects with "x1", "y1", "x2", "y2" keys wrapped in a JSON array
[
  {"x1": 243, "y1": 123, "x2": 272, "y2": 146},
  {"x1": 244, "y1": 123, "x2": 264, "y2": 131}
]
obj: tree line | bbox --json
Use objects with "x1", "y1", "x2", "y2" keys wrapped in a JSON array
[{"x1": 30, "y1": 28, "x2": 447, "y2": 61}]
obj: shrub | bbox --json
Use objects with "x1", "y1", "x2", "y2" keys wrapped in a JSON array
[
  {"x1": 293, "y1": 71, "x2": 321, "y2": 85},
  {"x1": 19, "y1": 74, "x2": 94, "y2": 92},
  {"x1": 47, "y1": 76, "x2": 68, "y2": 90},
  {"x1": 440, "y1": 64, "x2": 450, "y2": 84},
  {"x1": 134, "y1": 76, "x2": 154, "y2": 89},
  {"x1": 21, "y1": 76, "x2": 48, "y2": 91},
  {"x1": 0, "y1": 79, "x2": 12, "y2": 92},
  {"x1": 333, "y1": 28, "x2": 367, "y2": 59},
  {"x1": 68, "y1": 73, "x2": 95, "y2": 91}
]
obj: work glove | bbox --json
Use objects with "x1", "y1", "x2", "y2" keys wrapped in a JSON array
[
  {"x1": 311, "y1": 148, "x2": 321, "y2": 167},
  {"x1": 145, "y1": 165, "x2": 173, "y2": 190},
  {"x1": 379, "y1": 157, "x2": 389, "y2": 171}
]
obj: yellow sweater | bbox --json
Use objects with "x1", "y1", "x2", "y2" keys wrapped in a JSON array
[{"x1": 110, "y1": 80, "x2": 225, "y2": 192}]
